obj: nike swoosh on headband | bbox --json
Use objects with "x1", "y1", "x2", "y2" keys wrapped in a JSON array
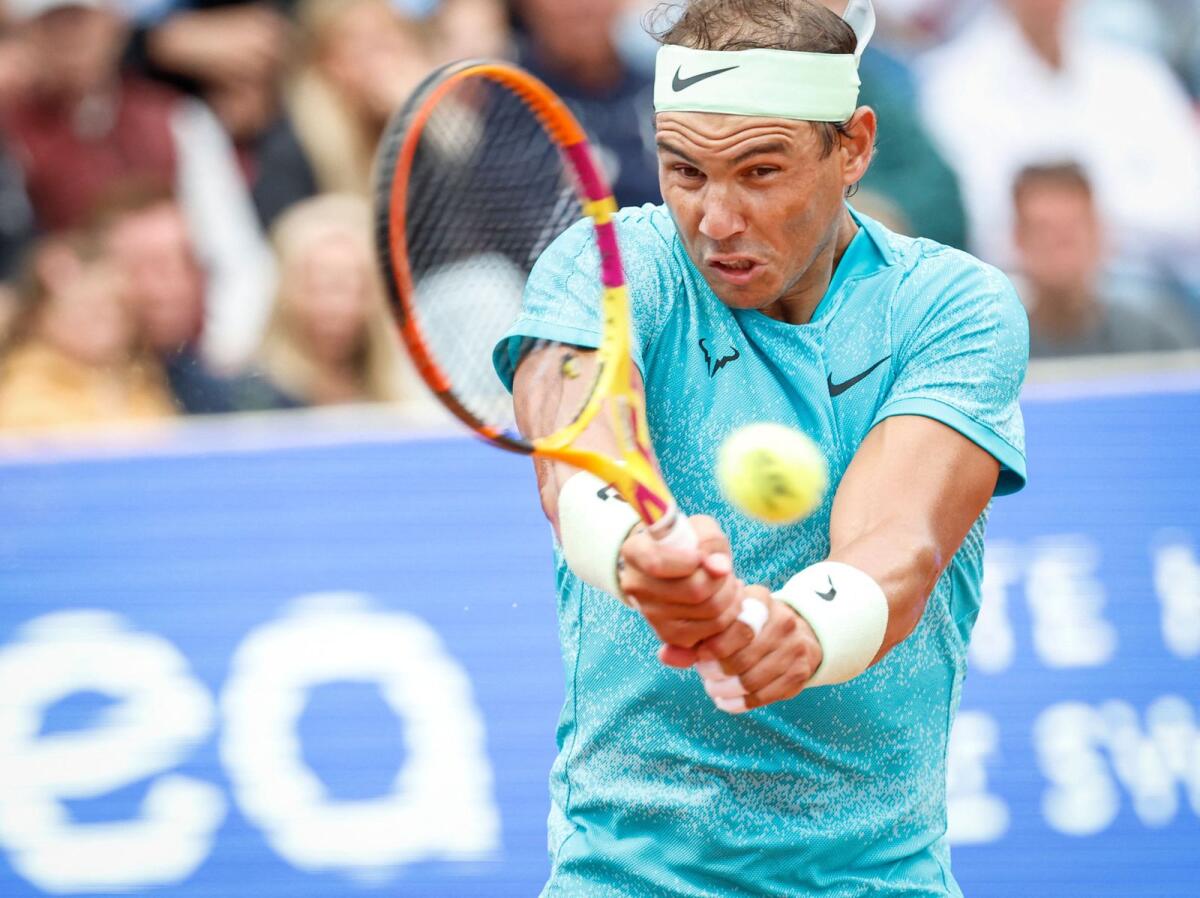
[{"x1": 672, "y1": 65, "x2": 740, "y2": 92}]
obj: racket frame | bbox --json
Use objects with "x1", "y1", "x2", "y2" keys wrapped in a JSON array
[{"x1": 377, "y1": 60, "x2": 680, "y2": 530}]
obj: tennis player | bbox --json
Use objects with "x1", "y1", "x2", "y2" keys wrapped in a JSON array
[{"x1": 495, "y1": 0, "x2": 1028, "y2": 894}]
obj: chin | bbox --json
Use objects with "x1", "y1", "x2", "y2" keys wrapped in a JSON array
[{"x1": 704, "y1": 277, "x2": 778, "y2": 311}]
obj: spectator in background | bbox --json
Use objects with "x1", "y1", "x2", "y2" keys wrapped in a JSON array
[
  {"x1": 917, "y1": 0, "x2": 1200, "y2": 298},
  {"x1": 131, "y1": 1, "x2": 318, "y2": 227},
  {"x1": 287, "y1": 0, "x2": 431, "y2": 199},
  {"x1": 0, "y1": 0, "x2": 275, "y2": 373},
  {"x1": 96, "y1": 179, "x2": 244, "y2": 413},
  {"x1": 0, "y1": 24, "x2": 37, "y2": 279},
  {"x1": 1013, "y1": 162, "x2": 1194, "y2": 359},
  {"x1": 250, "y1": 194, "x2": 411, "y2": 408},
  {"x1": 852, "y1": 44, "x2": 967, "y2": 248},
  {"x1": 1079, "y1": 0, "x2": 1200, "y2": 101},
  {"x1": 434, "y1": 0, "x2": 512, "y2": 65},
  {"x1": 0, "y1": 232, "x2": 175, "y2": 430},
  {"x1": 135, "y1": 1, "x2": 291, "y2": 91},
  {"x1": 512, "y1": 0, "x2": 660, "y2": 208}
]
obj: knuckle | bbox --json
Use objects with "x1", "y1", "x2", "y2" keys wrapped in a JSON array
[
  {"x1": 719, "y1": 601, "x2": 744, "y2": 626},
  {"x1": 702, "y1": 637, "x2": 734, "y2": 661},
  {"x1": 724, "y1": 652, "x2": 754, "y2": 677},
  {"x1": 777, "y1": 611, "x2": 798, "y2": 637},
  {"x1": 698, "y1": 596, "x2": 730, "y2": 621},
  {"x1": 622, "y1": 578, "x2": 649, "y2": 601},
  {"x1": 681, "y1": 577, "x2": 712, "y2": 606},
  {"x1": 737, "y1": 662, "x2": 768, "y2": 691}
]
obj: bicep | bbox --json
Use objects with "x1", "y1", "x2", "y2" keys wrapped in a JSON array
[{"x1": 831, "y1": 414, "x2": 999, "y2": 558}]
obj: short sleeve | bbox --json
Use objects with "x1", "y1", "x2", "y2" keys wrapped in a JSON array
[
  {"x1": 873, "y1": 255, "x2": 1029, "y2": 495},
  {"x1": 493, "y1": 208, "x2": 679, "y2": 391}
]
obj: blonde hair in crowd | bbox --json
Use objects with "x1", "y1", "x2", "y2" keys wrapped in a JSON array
[
  {"x1": 288, "y1": 0, "x2": 426, "y2": 197},
  {"x1": 258, "y1": 193, "x2": 404, "y2": 404}
]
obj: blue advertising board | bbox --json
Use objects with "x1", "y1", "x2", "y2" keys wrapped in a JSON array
[{"x1": 0, "y1": 378, "x2": 1197, "y2": 897}]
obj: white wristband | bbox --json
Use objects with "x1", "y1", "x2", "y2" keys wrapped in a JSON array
[
  {"x1": 774, "y1": 561, "x2": 888, "y2": 687},
  {"x1": 557, "y1": 471, "x2": 641, "y2": 601}
]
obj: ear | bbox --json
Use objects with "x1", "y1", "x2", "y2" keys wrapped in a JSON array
[{"x1": 840, "y1": 106, "x2": 877, "y2": 187}]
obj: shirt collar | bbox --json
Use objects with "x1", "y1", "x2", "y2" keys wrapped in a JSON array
[{"x1": 817, "y1": 205, "x2": 893, "y2": 312}]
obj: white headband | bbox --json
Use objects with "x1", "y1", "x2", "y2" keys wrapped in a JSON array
[{"x1": 653, "y1": 0, "x2": 877, "y2": 123}]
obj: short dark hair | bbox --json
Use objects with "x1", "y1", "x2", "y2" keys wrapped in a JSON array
[
  {"x1": 650, "y1": 0, "x2": 857, "y2": 156},
  {"x1": 653, "y1": 0, "x2": 855, "y2": 54},
  {"x1": 1012, "y1": 161, "x2": 1094, "y2": 206}
]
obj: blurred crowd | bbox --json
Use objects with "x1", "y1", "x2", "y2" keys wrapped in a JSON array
[{"x1": 0, "y1": 0, "x2": 1196, "y2": 434}]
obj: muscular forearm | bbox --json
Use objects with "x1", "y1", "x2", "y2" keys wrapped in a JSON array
[
  {"x1": 512, "y1": 344, "x2": 610, "y2": 532},
  {"x1": 822, "y1": 415, "x2": 999, "y2": 665}
]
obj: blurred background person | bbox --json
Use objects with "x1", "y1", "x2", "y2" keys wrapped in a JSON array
[
  {"x1": 130, "y1": 1, "x2": 318, "y2": 227},
  {"x1": 434, "y1": 0, "x2": 512, "y2": 65},
  {"x1": 286, "y1": 0, "x2": 432, "y2": 199},
  {"x1": 96, "y1": 178, "x2": 246, "y2": 413},
  {"x1": 851, "y1": 36, "x2": 967, "y2": 248},
  {"x1": 0, "y1": 231, "x2": 175, "y2": 430},
  {"x1": 0, "y1": 0, "x2": 275, "y2": 373},
  {"x1": 135, "y1": 1, "x2": 291, "y2": 92},
  {"x1": 1078, "y1": 0, "x2": 1200, "y2": 100},
  {"x1": 1013, "y1": 162, "x2": 1195, "y2": 359},
  {"x1": 917, "y1": 0, "x2": 1200, "y2": 317},
  {"x1": 249, "y1": 193, "x2": 413, "y2": 409},
  {"x1": 510, "y1": 0, "x2": 659, "y2": 207}
]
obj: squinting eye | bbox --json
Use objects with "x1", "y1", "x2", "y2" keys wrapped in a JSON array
[
  {"x1": 752, "y1": 166, "x2": 778, "y2": 178},
  {"x1": 674, "y1": 165, "x2": 702, "y2": 179}
]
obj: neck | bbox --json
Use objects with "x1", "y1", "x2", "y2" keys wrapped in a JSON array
[
  {"x1": 1015, "y1": 15, "x2": 1065, "y2": 69},
  {"x1": 764, "y1": 208, "x2": 858, "y2": 326}
]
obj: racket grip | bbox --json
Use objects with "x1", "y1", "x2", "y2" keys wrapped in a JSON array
[{"x1": 649, "y1": 507, "x2": 698, "y2": 551}]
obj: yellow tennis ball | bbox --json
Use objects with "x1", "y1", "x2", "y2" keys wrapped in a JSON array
[{"x1": 718, "y1": 423, "x2": 828, "y2": 525}]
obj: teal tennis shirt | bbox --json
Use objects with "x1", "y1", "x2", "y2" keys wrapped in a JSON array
[{"x1": 494, "y1": 205, "x2": 1028, "y2": 897}]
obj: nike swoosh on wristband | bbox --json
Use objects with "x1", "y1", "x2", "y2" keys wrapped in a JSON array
[
  {"x1": 828, "y1": 355, "x2": 891, "y2": 397},
  {"x1": 672, "y1": 65, "x2": 740, "y2": 92}
]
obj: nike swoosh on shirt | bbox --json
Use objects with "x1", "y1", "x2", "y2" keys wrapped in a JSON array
[
  {"x1": 672, "y1": 65, "x2": 740, "y2": 92},
  {"x1": 828, "y1": 356, "x2": 891, "y2": 398}
]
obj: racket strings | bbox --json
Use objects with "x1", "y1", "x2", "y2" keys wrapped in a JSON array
[{"x1": 402, "y1": 80, "x2": 583, "y2": 435}]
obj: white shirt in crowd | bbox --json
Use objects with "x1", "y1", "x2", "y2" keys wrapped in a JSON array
[{"x1": 917, "y1": 4, "x2": 1200, "y2": 290}]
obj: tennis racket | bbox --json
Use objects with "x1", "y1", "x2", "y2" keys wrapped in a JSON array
[{"x1": 373, "y1": 59, "x2": 695, "y2": 549}]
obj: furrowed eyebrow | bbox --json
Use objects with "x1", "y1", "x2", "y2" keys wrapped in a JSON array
[
  {"x1": 655, "y1": 139, "x2": 791, "y2": 167},
  {"x1": 730, "y1": 142, "x2": 790, "y2": 165},
  {"x1": 655, "y1": 140, "x2": 701, "y2": 167}
]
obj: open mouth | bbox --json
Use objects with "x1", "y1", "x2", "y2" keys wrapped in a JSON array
[{"x1": 708, "y1": 258, "x2": 762, "y2": 284}]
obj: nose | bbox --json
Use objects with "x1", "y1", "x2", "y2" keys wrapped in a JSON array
[{"x1": 698, "y1": 187, "x2": 746, "y2": 243}]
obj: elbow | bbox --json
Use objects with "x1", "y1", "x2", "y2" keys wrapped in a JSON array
[{"x1": 891, "y1": 531, "x2": 944, "y2": 641}]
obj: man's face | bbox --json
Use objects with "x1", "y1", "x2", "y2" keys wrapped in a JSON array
[
  {"x1": 516, "y1": 0, "x2": 621, "y2": 68},
  {"x1": 106, "y1": 203, "x2": 206, "y2": 352},
  {"x1": 1014, "y1": 184, "x2": 1102, "y2": 296},
  {"x1": 656, "y1": 111, "x2": 850, "y2": 311}
]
